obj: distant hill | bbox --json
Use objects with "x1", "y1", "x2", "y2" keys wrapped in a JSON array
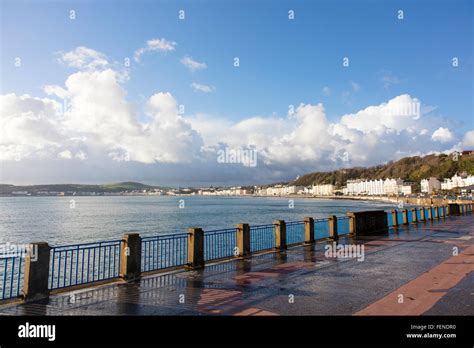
[
  {"x1": 0, "y1": 182, "x2": 163, "y2": 195},
  {"x1": 292, "y1": 152, "x2": 474, "y2": 188}
]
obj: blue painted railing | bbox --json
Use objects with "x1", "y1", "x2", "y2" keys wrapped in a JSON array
[
  {"x1": 250, "y1": 224, "x2": 275, "y2": 252},
  {"x1": 3, "y1": 203, "x2": 467, "y2": 301},
  {"x1": 386, "y1": 211, "x2": 393, "y2": 227},
  {"x1": 286, "y1": 221, "x2": 305, "y2": 245},
  {"x1": 407, "y1": 209, "x2": 413, "y2": 222},
  {"x1": 336, "y1": 216, "x2": 350, "y2": 235},
  {"x1": 314, "y1": 219, "x2": 329, "y2": 239},
  {"x1": 142, "y1": 233, "x2": 188, "y2": 272},
  {"x1": 204, "y1": 228, "x2": 236, "y2": 261},
  {"x1": 397, "y1": 211, "x2": 403, "y2": 223},
  {"x1": 0, "y1": 256, "x2": 24, "y2": 300},
  {"x1": 49, "y1": 240, "x2": 121, "y2": 290}
]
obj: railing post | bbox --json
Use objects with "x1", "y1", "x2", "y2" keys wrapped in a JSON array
[
  {"x1": 236, "y1": 223, "x2": 251, "y2": 258},
  {"x1": 22, "y1": 242, "x2": 51, "y2": 302},
  {"x1": 427, "y1": 206, "x2": 433, "y2": 220},
  {"x1": 328, "y1": 215, "x2": 338, "y2": 241},
  {"x1": 419, "y1": 207, "x2": 425, "y2": 221},
  {"x1": 186, "y1": 228, "x2": 204, "y2": 270},
  {"x1": 304, "y1": 217, "x2": 314, "y2": 244},
  {"x1": 433, "y1": 206, "x2": 439, "y2": 219},
  {"x1": 402, "y1": 209, "x2": 408, "y2": 225},
  {"x1": 391, "y1": 209, "x2": 398, "y2": 227},
  {"x1": 120, "y1": 233, "x2": 142, "y2": 281},
  {"x1": 273, "y1": 220, "x2": 287, "y2": 251},
  {"x1": 410, "y1": 208, "x2": 418, "y2": 223},
  {"x1": 348, "y1": 213, "x2": 356, "y2": 235}
]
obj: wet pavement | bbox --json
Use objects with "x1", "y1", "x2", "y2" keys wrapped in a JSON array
[{"x1": 0, "y1": 215, "x2": 472, "y2": 316}]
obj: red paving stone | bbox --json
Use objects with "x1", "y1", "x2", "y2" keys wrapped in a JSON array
[
  {"x1": 355, "y1": 245, "x2": 474, "y2": 316},
  {"x1": 233, "y1": 307, "x2": 278, "y2": 316},
  {"x1": 197, "y1": 288, "x2": 243, "y2": 314}
]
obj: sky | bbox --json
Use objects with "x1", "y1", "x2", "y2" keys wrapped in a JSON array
[{"x1": 0, "y1": 0, "x2": 473, "y2": 186}]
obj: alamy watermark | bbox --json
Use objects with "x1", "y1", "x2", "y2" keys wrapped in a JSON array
[
  {"x1": 324, "y1": 242, "x2": 365, "y2": 262},
  {"x1": 388, "y1": 100, "x2": 421, "y2": 119},
  {"x1": 0, "y1": 242, "x2": 38, "y2": 262},
  {"x1": 217, "y1": 147, "x2": 258, "y2": 167}
]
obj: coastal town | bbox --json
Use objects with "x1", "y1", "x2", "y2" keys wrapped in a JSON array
[{"x1": 5, "y1": 172, "x2": 474, "y2": 198}]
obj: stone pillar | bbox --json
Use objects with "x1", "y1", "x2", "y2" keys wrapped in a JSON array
[
  {"x1": 236, "y1": 223, "x2": 250, "y2": 258},
  {"x1": 446, "y1": 205, "x2": 450, "y2": 216},
  {"x1": 304, "y1": 217, "x2": 314, "y2": 244},
  {"x1": 273, "y1": 220, "x2": 287, "y2": 251},
  {"x1": 186, "y1": 228, "x2": 204, "y2": 270},
  {"x1": 120, "y1": 233, "x2": 142, "y2": 281},
  {"x1": 346, "y1": 211, "x2": 388, "y2": 236},
  {"x1": 410, "y1": 208, "x2": 418, "y2": 223},
  {"x1": 348, "y1": 214, "x2": 356, "y2": 235},
  {"x1": 22, "y1": 242, "x2": 51, "y2": 302},
  {"x1": 391, "y1": 209, "x2": 398, "y2": 227},
  {"x1": 419, "y1": 207, "x2": 426, "y2": 221},
  {"x1": 433, "y1": 206, "x2": 439, "y2": 219},
  {"x1": 328, "y1": 215, "x2": 338, "y2": 241},
  {"x1": 440, "y1": 206, "x2": 445, "y2": 218},
  {"x1": 402, "y1": 209, "x2": 408, "y2": 225}
]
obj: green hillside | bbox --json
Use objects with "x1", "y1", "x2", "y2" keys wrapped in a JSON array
[
  {"x1": 0, "y1": 182, "x2": 161, "y2": 195},
  {"x1": 292, "y1": 152, "x2": 474, "y2": 187}
]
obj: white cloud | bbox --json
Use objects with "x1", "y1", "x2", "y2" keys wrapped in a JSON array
[
  {"x1": 1, "y1": 47, "x2": 202, "y2": 165},
  {"x1": 180, "y1": 56, "x2": 207, "y2": 72},
  {"x1": 349, "y1": 81, "x2": 360, "y2": 92},
  {"x1": 462, "y1": 130, "x2": 474, "y2": 148},
  {"x1": 379, "y1": 70, "x2": 401, "y2": 90},
  {"x1": 340, "y1": 94, "x2": 421, "y2": 134},
  {"x1": 134, "y1": 38, "x2": 177, "y2": 62},
  {"x1": 58, "y1": 150, "x2": 72, "y2": 159},
  {"x1": 191, "y1": 82, "x2": 215, "y2": 93},
  {"x1": 57, "y1": 47, "x2": 108, "y2": 70},
  {"x1": 431, "y1": 127, "x2": 454, "y2": 143},
  {"x1": 0, "y1": 45, "x2": 463, "y2": 185},
  {"x1": 322, "y1": 86, "x2": 331, "y2": 96}
]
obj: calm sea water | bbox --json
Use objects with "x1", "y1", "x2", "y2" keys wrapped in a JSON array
[{"x1": 0, "y1": 196, "x2": 397, "y2": 245}]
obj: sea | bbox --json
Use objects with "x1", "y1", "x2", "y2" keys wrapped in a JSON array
[{"x1": 0, "y1": 196, "x2": 397, "y2": 246}]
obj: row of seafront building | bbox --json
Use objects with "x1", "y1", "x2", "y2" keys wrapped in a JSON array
[{"x1": 196, "y1": 173, "x2": 474, "y2": 197}]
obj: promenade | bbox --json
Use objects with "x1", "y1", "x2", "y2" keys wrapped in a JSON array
[{"x1": 0, "y1": 214, "x2": 472, "y2": 316}]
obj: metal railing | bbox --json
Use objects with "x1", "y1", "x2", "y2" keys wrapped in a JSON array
[
  {"x1": 416, "y1": 209, "x2": 422, "y2": 221},
  {"x1": 3, "y1": 203, "x2": 469, "y2": 301},
  {"x1": 0, "y1": 256, "x2": 24, "y2": 300},
  {"x1": 204, "y1": 228, "x2": 236, "y2": 261},
  {"x1": 49, "y1": 240, "x2": 121, "y2": 290},
  {"x1": 286, "y1": 221, "x2": 305, "y2": 245},
  {"x1": 336, "y1": 216, "x2": 350, "y2": 235},
  {"x1": 141, "y1": 233, "x2": 188, "y2": 272},
  {"x1": 314, "y1": 218, "x2": 329, "y2": 239},
  {"x1": 250, "y1": 224, "x2": 275, "y2": 252}
]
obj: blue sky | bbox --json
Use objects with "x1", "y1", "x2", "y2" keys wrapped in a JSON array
[{"x1": 0, "y1": 0, "x2": 473, "y2": 186}]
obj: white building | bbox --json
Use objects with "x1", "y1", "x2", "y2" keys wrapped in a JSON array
[
  {"x1": 399, "y1": 185, "x2": 412, "y2": 195},
  {"x1": 345, "y1": 178, "x2": 412, "y2": 196},
  {"x1": 346, "y1": 179, "x2": 384, "y2": 196},
  {"x1": 441, "y1": 174, "x2": 474, "y2": 190},
  {"x1": 383, "y1": 178, "x2": 404, "y2": 195},
  {"x1": 312, "y1": 184, "x2": 335, "y2": 196},
  {"x1": 421, "y1": 177, "x2": 441, "y2": 194}
]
